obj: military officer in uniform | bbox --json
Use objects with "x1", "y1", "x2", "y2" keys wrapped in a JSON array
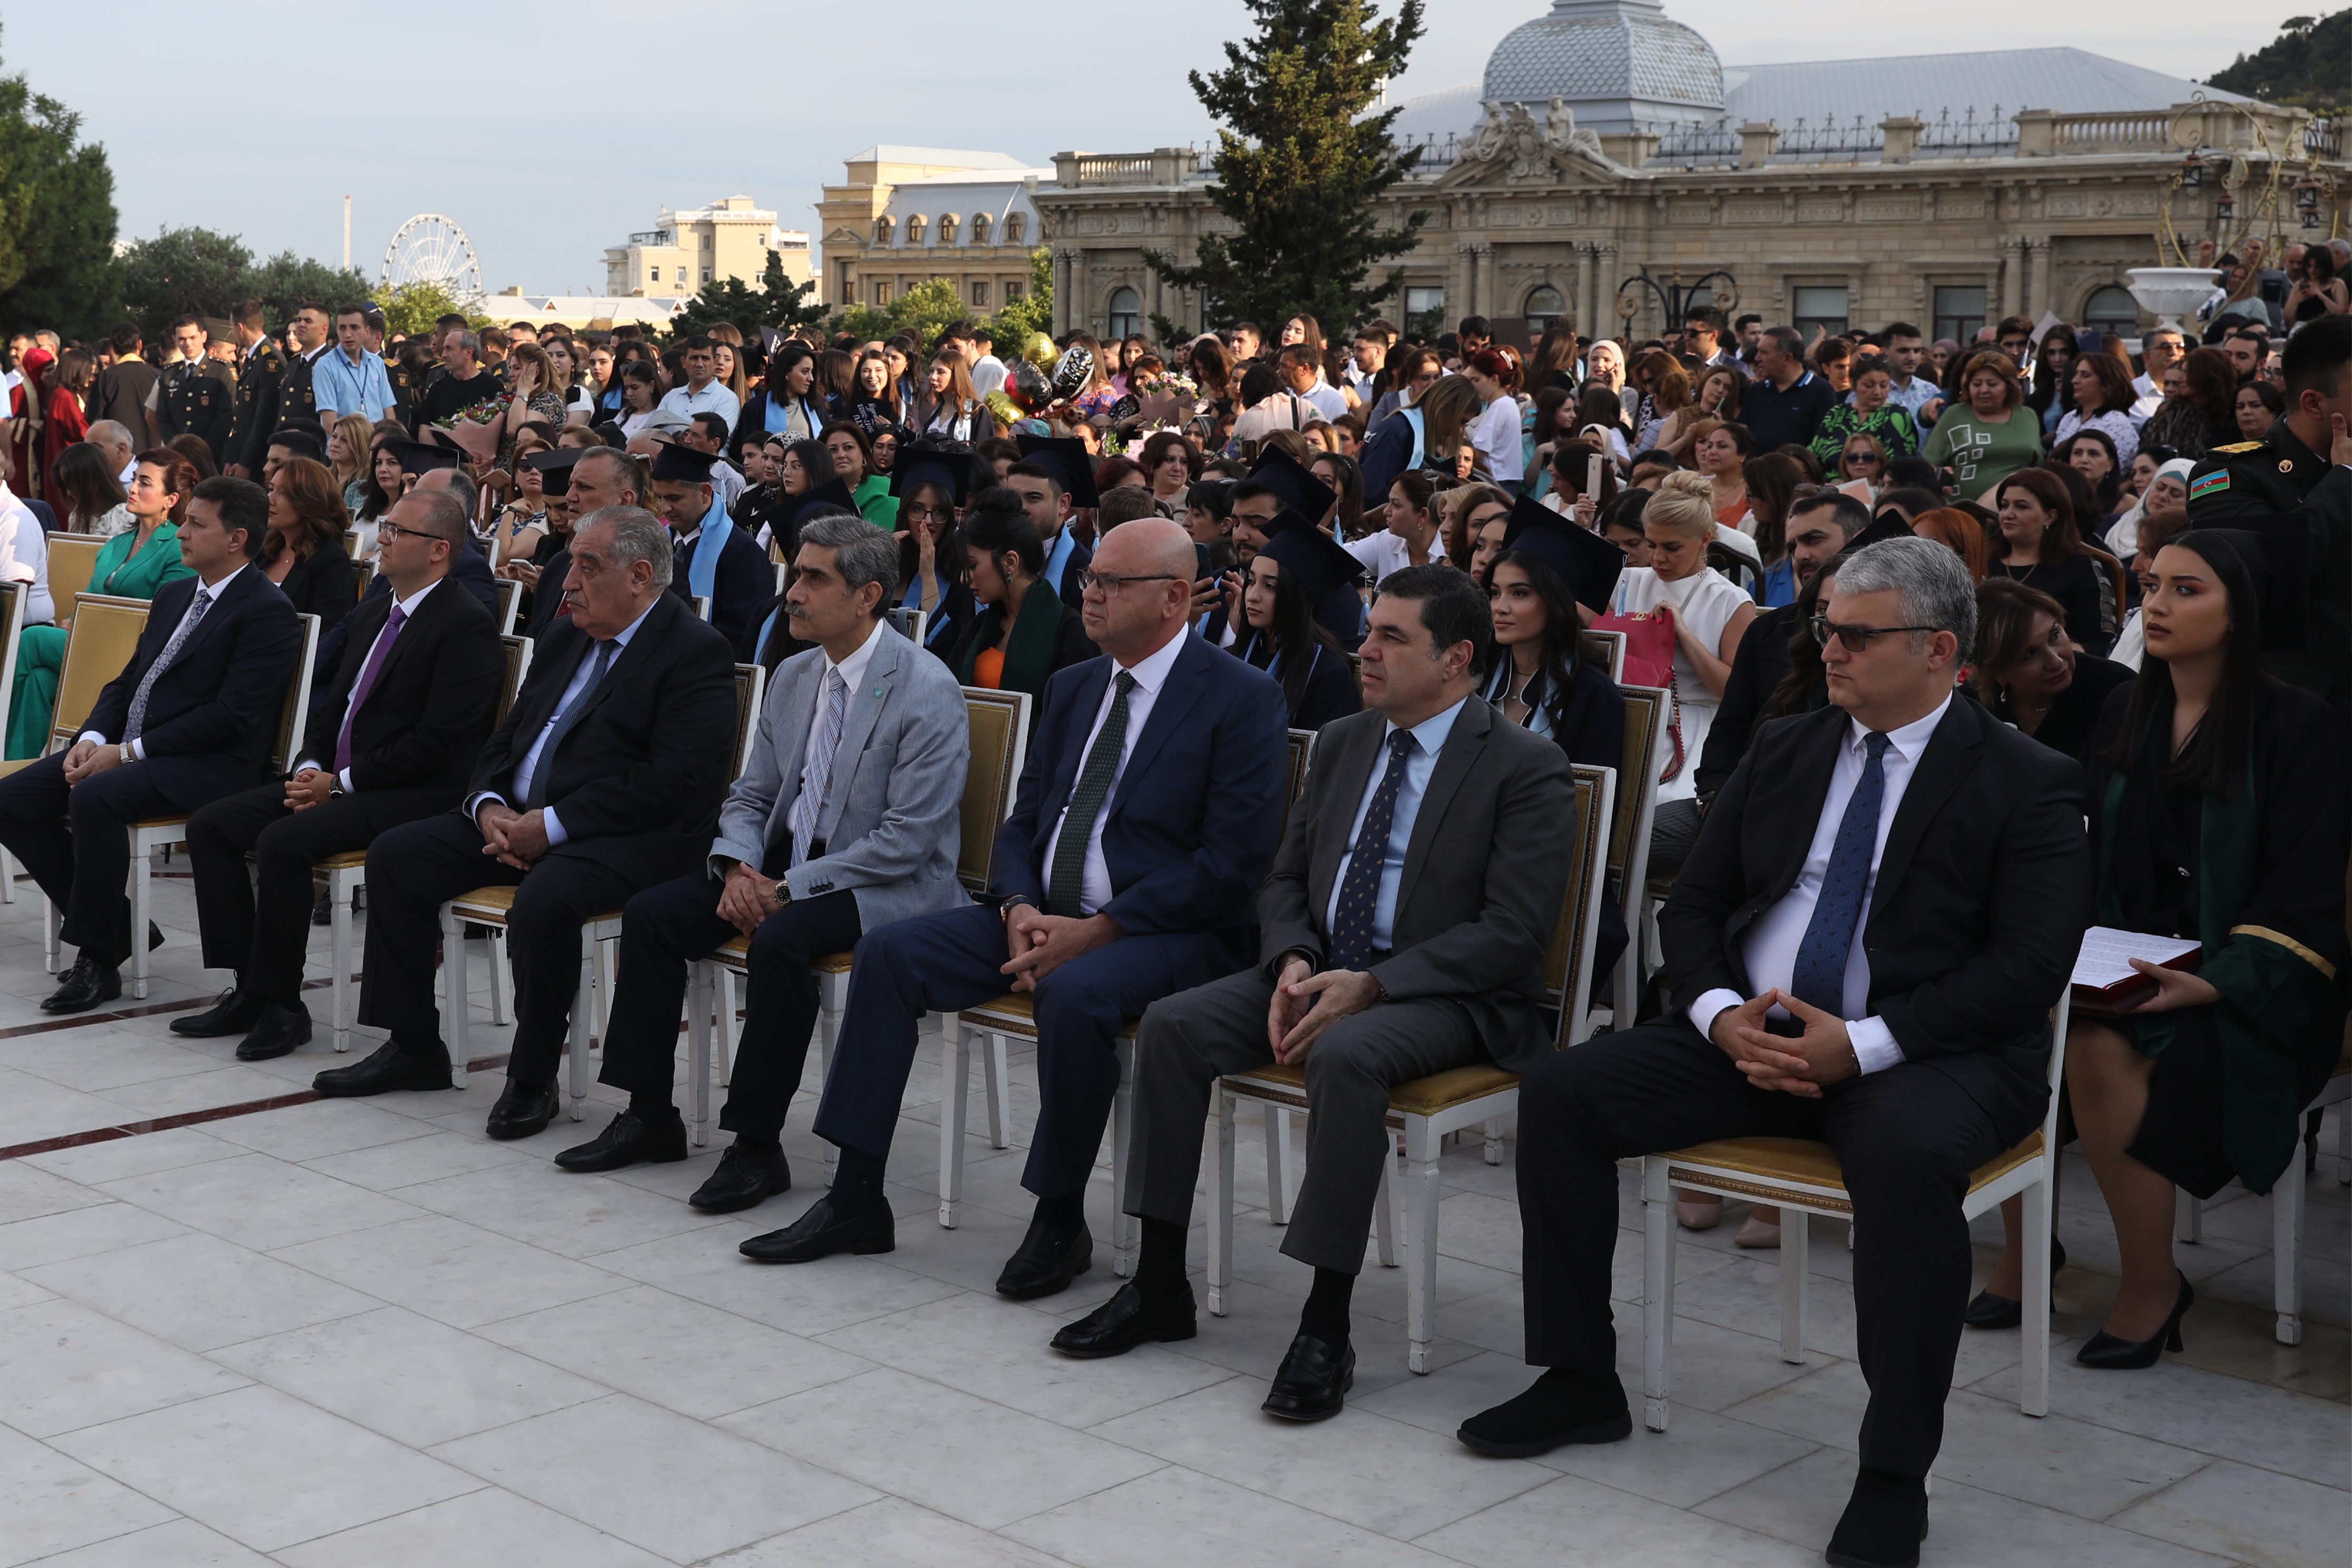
[
  {"x1": 2187, "y1": 312, "x2": 2352, "y2": 715},
  {"x1": 224, "y1": 300, "x2": 284, "y2": 479},
  {"x1": 275, "y1": 303, "x2": 335, "y2": 438},
  {"x1": 157, "y1": 319, "x2": 234, "y2": 466}
]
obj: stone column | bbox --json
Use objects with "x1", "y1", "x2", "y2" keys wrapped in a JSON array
[
  {"x1": 1071, "y1": 247, "x2": 1092, "y2": 337},
  {"x1": 2028, "y1": 237, "x2": 2053, "y2": 318},
  {"x1": 1470, "y1": 244, "x2": 1494, "y2": 317},
  {"x1": 1573, "y1": 243, "x2": 1594, "y2": 339},
  {"x1": 1592, "y1": 242, "x2": 1619, "y2": 339},
  {"x1": 2000, "y1": 237, "x2": 2024, "y2": 320}
]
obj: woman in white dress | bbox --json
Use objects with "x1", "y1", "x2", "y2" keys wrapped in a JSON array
[{"x1": 1609, "y1": 471, "x2": 1755, "y2": 875}]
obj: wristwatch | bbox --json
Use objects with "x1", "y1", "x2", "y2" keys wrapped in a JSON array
[
  {"x1": 327, "y1": 777, "x2": 347, "y2": 798},
  {"x1": 770, "y1": 877, "x2": 792, "y2": 908},
  {"x1": 116, "y1": 744, "x2": 132, "y2": 769},
  {"x1": 999, "y1": 895, "x2": 1034, "y2": 925}
]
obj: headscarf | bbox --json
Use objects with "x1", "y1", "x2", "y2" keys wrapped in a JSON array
[{"x1": 2108, "y1": 456, "x2": 2195, "y2": 558}]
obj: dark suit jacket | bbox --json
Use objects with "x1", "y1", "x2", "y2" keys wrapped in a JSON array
[
  {"x1": 83, "y1": 566, "x2": 303, "y2": 809},
  {"x1": 1261, "y1": 699, "x2": 1576, "y2": 1072},
  {"x1": 1694, "y1": 601, "x2": 1807, "y2": 799},
  {"x1": 995, "y1": 631, "x2": 1289, "y2": 946},
  {"x1": 317, "y1": 539, "x2": 498, "y2": 678},
  {"x1": 470, "y1": 591, "x2": 738, "y2": 867},
  {"x1": 670, "y1": 518, "x2": 772, "y2": 659},
  {"x1": 1663, "y1": 695, "x2": 2092, "y2": 1127},
  {"x1": 300, "y1": 575, "x2": 503, "y2": 797},
  {"x1": 272, "y1": 541, "x2": 359, "y2": 626}
]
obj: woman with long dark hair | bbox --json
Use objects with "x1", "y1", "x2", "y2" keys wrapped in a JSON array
[
  {"x1": 845, "y1": 349, "x2": 907, "y2": 436},
  {"x1": 920, "y1": 348, "x2": 995, "y2": 443},
  {"x1": 740, "y1": 341, "x2": 829, "y2": 447},
  {"x1": 1991, "y1": 466, "x2": 2115, "y2": 654},
  {"x1": 2141, "y1": 346, "x2": 2237, "y2": 463},
  {"x1": 1968, "y1": 576, "x2": 2132, "y2": 759},
  {"x1": 945, "y1": 488, "x2": 1093, "y2": 701},
  {"x1": 896, "y1": 490, "x2": 972, "y2": 656},
  {"x1": 262, "y1": 456, "x2": 360, "y2": 623},
  {"x1": 2053, "y1": 428, "x2": 2124, "y2": 520},
  {"x1": 1478, "y1": 508, "x2": 1624, "y2": 770},
  {"x1": 1308, "y1": 449, "x2": 1364, "y2": 541},
  {"x1": 1740, "y1": 451, "x2": 1807, "y2": 606},
  {"x1": 1234, "y1": 523, "x2": 1362, "y2": 731},
  {"x1": 52, "y1": 442, "x2": 128, "y2": 536}
]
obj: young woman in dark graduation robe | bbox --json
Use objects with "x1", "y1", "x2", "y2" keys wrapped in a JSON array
[
  {"x1": 1233, "y1": 513, "x2": 1364, "y2": 732},
  {"x1": 945, "y1": 488, "x2": 1094, "y2": 703}
]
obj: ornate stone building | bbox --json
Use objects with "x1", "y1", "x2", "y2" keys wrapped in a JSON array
[
  {"x1": 814, "y1": 148, "x2": 1049, "y2": 315},
  {"x1": 1023, "y1": 0, "x2": 2347, "y2": 345}
]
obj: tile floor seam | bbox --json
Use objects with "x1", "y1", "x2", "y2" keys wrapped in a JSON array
[
  {"x1": 2088, "y1": 1451, "x2": 2226, "y2": 1527},
  {"x1": 972, "y1": 1457, "x2": 1181, "y2": 1535}
]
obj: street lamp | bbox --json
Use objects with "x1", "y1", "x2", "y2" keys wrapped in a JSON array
[{"x1": 1613, "y1": 266, "x2": 1741, "y2": 339}]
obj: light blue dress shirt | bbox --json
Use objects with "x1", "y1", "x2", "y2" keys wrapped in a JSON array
[
  {"x1": 1323, "y1": 697, "x2": 1467, "y2": 954},
  {"x1": 313, "y1": 346, "x2": 396, "y2": 423},
  {"x1": 464, "y1": 600, "x2": 658, "y2": 846}
]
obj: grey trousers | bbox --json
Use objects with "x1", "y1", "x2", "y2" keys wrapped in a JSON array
[{"x1": 1126, "y1": 967, "x2": 1487, "y2": 1275}]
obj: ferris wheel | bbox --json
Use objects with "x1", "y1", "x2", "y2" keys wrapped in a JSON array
[{"x1": 380, "y1": 213, "x2": 484, "y2": 300}]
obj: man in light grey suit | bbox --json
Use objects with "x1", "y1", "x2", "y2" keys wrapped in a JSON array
[
  {"x1": 1051, "y1": 565, "x2": 1577, "y2": 1422},
  {"x1": 554, "y1": 514, "x2": 971, "y2": 1213}
]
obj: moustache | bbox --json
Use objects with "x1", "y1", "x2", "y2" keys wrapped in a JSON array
[{"x1": 783, "y1": 602, "x2": 810, "y2": 620}]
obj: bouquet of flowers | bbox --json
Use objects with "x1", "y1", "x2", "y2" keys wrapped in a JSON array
[{"x1": 433, "y1": 391, "x2": 512, "y2": 465}]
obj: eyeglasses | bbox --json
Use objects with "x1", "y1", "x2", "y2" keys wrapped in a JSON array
[
  {"x1": 1077, "y1": 571, "x2": 1181, "y2": 597},
  {"x1": 1810, "y1": 615, "x2": 1937, "y2": 651},
  {"x1": 904, "y1": 504, "x2": 953, "y2": 522},
  {"x1": 375, "y1": 521, "x2": 452, "y2": 546},
  {"x1": 1844, "y1": 452, "x2": 1881, "y2": 466}
]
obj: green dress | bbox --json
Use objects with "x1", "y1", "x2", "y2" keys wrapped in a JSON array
[
  {"x1": 854, "y1": 474, "x2": 901, "y2": 531},
  {"x1": 6, "y1": 524, "x2": 196, "y2": 759}
]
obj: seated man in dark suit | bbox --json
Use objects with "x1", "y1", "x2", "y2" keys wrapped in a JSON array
[
  {"x1": 175, "y1": 489, "x2": 504, "y2": 1060},
  {"x1": 647, "y1": 440, "x2": 772, "y2": 658},
  {"x1": 313, "y1": 442, "x2": 499, "y2": 676},
  {"x1": 1459, "y1": 537, "x2": 2094, "y2": 1568},
  {"x1": 1053, "y1": 566, "x2": 1575, "y2": 1420},
  {"x1": 316, "y1": 506, "x2": 741, "y2": 1137},
  {"x1": 742, "y1": 518, "x2": 1291, "y2": 1291},
  {"x1": 0, "y1": 476, "x2": 301, "y2": 1012},
  {"x1": 552, "y1": 513, "x2": 972, "y2": 1211}
]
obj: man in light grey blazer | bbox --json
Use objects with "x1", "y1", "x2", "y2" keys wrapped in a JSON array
[
  {"x1": 554, "y1": 514, "x2": 972, "y2": 1213},
  {"x1": 1051, "y1": 565, "x2": 1577, "y2": 1423}
]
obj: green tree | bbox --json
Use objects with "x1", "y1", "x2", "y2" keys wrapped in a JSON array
[
  {"x1": 0, "y1": 32, "x2": 120, "y2": 340},
  {"x1": 824, "y1": 276, "x2": 969, "y2": 348},
  {"x1": 371, "y1": 279, "x2": 489, "y2": 339},
  {"x1": 249, "y1": 250, "x2": 370, "y2": 321},
  {"x1": 115, "y1": 227, "x2": 253, "y2": 340},
  {"x1": 669, "y1": 248, "x2": 826, "y2": 341},
  {"x1": 985, "y1": 248, "x2": 1055, "y2": 351},
  {"x1": 1142, "y1": 0, "x2": 1426, "y2": 336},
  {"x1": 2209, "y1": 11, "x2": 2351, "y2": 115}
]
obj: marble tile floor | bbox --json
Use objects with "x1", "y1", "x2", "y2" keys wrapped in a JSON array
[{"x1": 0, "y1": 870, "x2": 2343, "y2": 1566}]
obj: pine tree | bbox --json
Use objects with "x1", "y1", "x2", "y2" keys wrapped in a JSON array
[
  {"x1": 1143, "y1": 0, "x2": 1426, "y2": 336},
  {"x1": 0, "y1": 35, "x2": 120, "y2": 340},
  {"x1": 670, "y1": 249, "x2": 825, "y2": 341}
]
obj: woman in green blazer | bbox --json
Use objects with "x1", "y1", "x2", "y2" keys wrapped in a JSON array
[{"x1": 821, "y1": 420, "x2": 901, "y2": 530}]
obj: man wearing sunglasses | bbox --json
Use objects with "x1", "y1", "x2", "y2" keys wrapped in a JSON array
[{"x1": 1466, "y1": 536, "x2": 2093, "y2": 1568}]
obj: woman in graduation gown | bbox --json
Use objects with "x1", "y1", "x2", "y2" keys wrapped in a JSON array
[
  {"x1": 1232, "y1": 514, "x2": 1363, "y2": 731},
  {"x1": 945, "y1": 488, "x2": 1094, "y2": 701},
  {"x1": 1977, "y1": 529, "x2": 2348, "y2": 1366}
]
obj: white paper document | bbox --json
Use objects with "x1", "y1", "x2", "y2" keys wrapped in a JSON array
[{"x1": 2071, "y1": 927, "x2": 2201, "y2": 991}]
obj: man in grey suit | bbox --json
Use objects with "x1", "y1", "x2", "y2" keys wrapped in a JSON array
[
  {"x1": 553, "y1": 514, "x2": 972, "y2": 1213},
  {"x1": 1051, "y1": 565, "x2": 1578, "y2": 1422}
]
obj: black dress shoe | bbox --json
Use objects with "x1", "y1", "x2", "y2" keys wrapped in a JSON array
[
  {"x1": 1824, "y1": 1466, "x2": 1928, "y2": 1568},
  {"x1": 40, "y1": 956, "x2": 121, "y2": 1014},
  {"x1": 234, "y1": 999, "x2": 312, "y2": 1061},
  {"x1": 689, "y1": 1142, "x2": 791, "y2": 1212},
  {"x1": 313, "y1": 1041, "x2": 453, "y2": 1096},
  {"x1": 311, "y1": 891, "x2": 334, "y2": 927},
  {"x1": 1963, "y1": 1235, "x2": 2066, "y2": 1330},
  {"x1": 485, "y1": 1081, "x2": 561, "y2": 1141},
  {"x1": 996, "y1": 1220, "x2": 1092, "y2": 1300},
  {"x1": 2077, "y1": 1270, "x2": 2193, "y2": 1369},
  {"x1": 1051, "y1": 1281, "x2": 1198, "y2": 1358},
  {"x1": 1261, "y1": 1331, "x2": 1355, "y2": 1422},
  {"x1": 553, "y1": 1109, "x2": 688, "y2": 1172},
  {"x1": 172, "y1": 986, "x2": 263, "y2": 1037},
  {"x1": 1457, "y1": 1369, "x2": 1633, "y2": 1457},
  {"x1": 739, "y1": 1196, "x2": 894, "y2": 1262}
]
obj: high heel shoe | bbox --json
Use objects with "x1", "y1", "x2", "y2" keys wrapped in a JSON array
[
  {"x1": 1963, "y1": 1236, "x2": 2066, "y2": 1330},
  {"x1": 2076, "y1": 1271, "x2": 2192, "y2": 1369}
]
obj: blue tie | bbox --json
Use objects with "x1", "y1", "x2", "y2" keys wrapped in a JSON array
[
  {"x1": 1788, "y1": 731, "x2": 1890, "y2": 1016},
  {"x1": 1329, "y1": 731, "x2": 1415, "y2": 972}
]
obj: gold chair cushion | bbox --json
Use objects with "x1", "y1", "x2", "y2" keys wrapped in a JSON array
[
  {"x1": 1227, "y1": 1060, "x2": 1521, "y2": 1116},
  {"x1": 136, "y1": 815, "x2": 192, "y2": 830},
  {"x1": 317, "y1": 850, "x2": 367, "y2": 870},
  {"x1": 958, "y1": 991, "x2": 1135, "y2": 1041},
  {"x1": 0, "y1": 759, "x2": 26, "y2": 779},
  {"x1": 1667, "y1": 1132, "x2": 2047, "y2": 1198},
  {"x1": 814, "y1": 950, "x2": 854, "y2": 973},
  {"x1": 703, "y1": 933, "x2": 851, "y2": 976},
  {"x1": 448, "y1": 885, "x2": 517, "y2": 922}
]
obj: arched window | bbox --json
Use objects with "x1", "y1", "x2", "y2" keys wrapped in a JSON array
[
  {"x1": 1525, "y1": 285, "x2": 1565, "y2": 329},
  {"x1": 907, "y1": 215, "x2": 927, "y2": 247},
  {"x1": 1004, "y1": 212, "x2": 1025, "y2": 244},
  {"x1": 939, "y1": 214, "x2": 958, "y2": 246},
  {"x1": 972, "y1": 212, "x2": 992, "y2": 246},
  {"x1": 873, "y1": 216, "x2": 892, "y2": 247},
  {"x1": 2082, "y1": 284, "x2": 2142, "y2": 336},
  {"x1": 1108, "y1": 286, "x2": 1142, "y2": 341}
]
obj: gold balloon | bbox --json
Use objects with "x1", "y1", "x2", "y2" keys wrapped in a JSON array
[{"x1": 1020, "y1": 332, "x2": 1057, "y2": 368}]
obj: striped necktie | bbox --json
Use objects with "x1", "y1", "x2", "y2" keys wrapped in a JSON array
[
  {"x1": 787, "y1": 669, "x2": 848, "y2": 868},
  {"x1": 124, "y1": 585, "x2": 213, "y2": 743}
]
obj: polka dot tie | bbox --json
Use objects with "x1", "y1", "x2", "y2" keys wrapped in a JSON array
[
  {"x1": 1329, "y1": 730, "x2": 1415, "y2": 972},
  {"x1": 1788, "y1": 731, "x2": 1890, "y2": 1017},
  {"x1": 1048, "y1": 671, "x2": 1135, "y2": 918}
]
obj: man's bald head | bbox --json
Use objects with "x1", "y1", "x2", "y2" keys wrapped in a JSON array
[
  {"x1": 1081, "y1": 516, "x2": 1197, "y2": 663},
  {"x1": 86, "y1": 421, "x2": 135, "y2": 471},
  {"x1": 413, "y1": 464, "x2": 478, "y2": 522}
]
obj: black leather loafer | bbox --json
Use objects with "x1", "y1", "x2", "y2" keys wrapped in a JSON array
[
  {"x1": 40, "y1": 956, "x2": 120, "y2": 1014},
  {"x1": 996, "y1": 1220, "x2": 1093, "y2": 1300},
  {"x1": 739, "y1": 1196, "x2": 895, "y2": 1262},
  {"x1": 1963, "y1": 1236, "x2": 2065, "y2": 1330},
  {"x1": 173, "y1": 986, "x2": 263, "y2": 1037},
  {"x1": 1456, "y1": 1371, "x2": 1633, "y2": 1458},
  {"x1": 485, "y1": 1081, "x2": 561, "y2": 1140},
  {"x1": 1261, "y1": 1331, "x2": 1354, "y2": 1422},
  {"x1": 235, "y1": 999, "x2": 312, "y2": 1061},
  {"x1": 689, "y1": 1142, "x2": 791, "y2": 1212},
  {"x1": 1824, "y1": 1467, "x2": 1928, "y2": 1568},
  {"x1": 313, "y1": 1042, "x2": 453, "y2": 1096},
  {"x1": 553, "y1": 1109, "x2": 688, "y2": 1172},
  {"x1": 1050, "y1": 1281, "x2": 1198, "y2": 1358}
]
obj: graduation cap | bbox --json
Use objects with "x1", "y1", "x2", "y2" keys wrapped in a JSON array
[
  {"x1": 1849, "y1": 514, "x2": 1915, "y2": 551},
  {"x1": 2184, "y1": 522, "x2": 2308, "y2": 652},
  {"x1": 778, "y1": 477, "x2": 856, "y2": 534},
  {"x1": 1248, "y1": 446, "x2": 1336, "y2": 525},
  {"x1": 1013, "y1": 433, "x2": 1097, "y2": 508},
  {"x1": 890, "y1": 444, "x2": 972, "y2": 508},
  {"x1": 522, "y1": 447, "x2": 585, "y2": 497},
  {"x1": 387, "y1": 437, "x2": 462, "y2": 476},
  {"x1": 649, "y1": 442, "x2": 720, "y2": 485},
  {"x1": 1256, "y1": 513, "x2": 1365, "y2": 602},
  {"x1": 1498, "y1": 495, "x2": 1622, "y2": 617}
]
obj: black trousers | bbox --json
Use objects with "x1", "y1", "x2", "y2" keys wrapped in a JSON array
[
  {"x1": 0, "y1": 752, "x2": 180, "y2": 963},
  {"x1": 1516, "y1": 1019, "x2": 2020, "y2": 1478},
  {"x1": 184, "y1": 780, "x2": 448, "y2": 998},
  {"x1": 359, "y1": 812, "x2": 701, "y2": 1083},
  {"x1": 595, "y1": 864, "x2": 860, "y2": 1141}
]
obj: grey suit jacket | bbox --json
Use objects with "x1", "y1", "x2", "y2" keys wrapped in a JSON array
[
  {"x1": 1259, "y1": 698, "x2": 1576, "y2": 1073},
  {"x1": 710, "y1": 623, "x2": 971, "y2": 929}
]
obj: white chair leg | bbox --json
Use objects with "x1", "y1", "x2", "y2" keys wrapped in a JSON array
[
  {"x1": 983, "y1": 1032, "x2": 1011, "y2": 1149},
  {"x1": 716, "y1": 967, "x2": 737, "y2": 1087},
  {"x1": 439, "y1": 905, "x2": 471, "y2": 1088},
  {"x1": 481, "y1": 929, "x2": 508, "y2": 1026},
  {"x1": 1641, "y1": 1157, "x2": 1675, "y2": 1432},
  {"x1": 684, "y1": 962, "x2": 712, "y2": 1148},
  {"x1": 938, "y1": 1013, "x2": 969, "y2": 1228},
  {"x1": 1, "y1": 845, "x2": 16, "y2": 903},
  {"x1": 43, "y1": 889, "x2": 60, "y2": 973},
  {"x1": 566, "y1": 949, "x2": 590, "y2": 1121},
  {"x1": 1404, "y1": 1118, "x2": 1442, "y2": 1374},
  {"x1": 1372, "y1": 1147, "x2": 1398, "y2": 1268},
  {"x1": 330, "y1": 877, "x2": 354, "y2": 1052},
  {"x1": 1207, "y1": 1086, "x2": 1235, "y2": 1317},
  {"x1": 2273, "y1": 1150, "x2": 2306, "y2": 1346},
  {"x1": 1111, "y1": 1034, "x2": 1135, "y2": 1277},
  {"x1": 2021, "y1": 1174, "x2": 2052, "y2": 1416},
  {"x1": 815, "y1": 966, "x2": 847, "y2": 1072},
  {"x1": 1779, "y1": 1208, "x2": 1809, "y2": 1364},
  {"x1": 1262, "y1": 1103, "x2": 1293, "y2": 1224},
  {"x1": 593, "y1": 936, "x2": 616, "y2": 1049},
  {"x1": 2175, "y1": 1188, "x2": 2203, "y2": 1243},
  {"x1": 129, "y1": 839, "x2": 152, "y2": 999},
  {"x1": 1482, "y1": 1116, "x2": 1504, "y2": 1165}
]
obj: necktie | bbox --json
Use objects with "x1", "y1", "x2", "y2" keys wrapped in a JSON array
[
  {"x1": 1788, "y1": 731, "x2": 1892, "y2": 1016},
  {"x1": 124, "y1": 586, "x2": 213, "y2": 743},
  {"x1": 1048, "y1": 670, "x2": 1136, "y2": 917},
  {"x1": 521, "y1": 639, "x2": 615, "y2": 808},
  {"x1": 787, "y1": 668, "x2": 848, "y2": 868},
  {"x1": 332, "y1": 604, "x2": 408, "y2": 773},
  {"x1": 1328, "y1": 731, "x2": 1416, "y2": 972}
]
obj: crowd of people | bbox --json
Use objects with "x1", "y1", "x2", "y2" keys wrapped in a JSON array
[{"x1": 0, "y1": 258, "x2": 2344, "y2": 1568}]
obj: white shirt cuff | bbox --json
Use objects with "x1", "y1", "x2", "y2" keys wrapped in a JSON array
[
  {"x1": 541, "y1": 806, "x2": 569, "y2": 847},
  {"x1": 293, "y1": 758, "x2": 320, "y2": 778},
  {"x1": 77, "y1": 729, "x2": 106, "y2": 751},
  {"x1": 337, "y1": 767, "x2": 353, "y2": 791},
  {"x1": 1848, "y1": 1017, "x2": 1903, "y2": 1075},
  {"x1": 464, "y1": 790, "x2": 503, "y2": 822},
  {"x1": 1688, "y1": 987, "x2": 1746, "y2": 1041}
]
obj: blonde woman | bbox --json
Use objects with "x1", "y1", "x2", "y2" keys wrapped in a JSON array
[
  {"x1": 541, "y1": 335, "x2": 596, "y2": 424},
  {"x1": 707, "y1": 322, "x2": 751, "y2": 406},
  {"x1": 327, "y1": 413, "x2": 375, "y2": 516}
]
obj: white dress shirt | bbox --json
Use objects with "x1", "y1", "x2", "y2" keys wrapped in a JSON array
[
  {"x1": 797, "y1": 618, "x2": 884, "y2": 809},
  {"x1": 466, "y1": 598, "x2": 656, "y2": 845},
  {"x1": 1343, "y1": 527, "x2": 1423, "y2": 585},
  {"x1": 0, "y1": 481, "x2": 53, "y2": 625},
  {"x1": 83, "y1": 565, "x2": 246, "y2": 759},
  {"x1": 658, "y1": 379, "x2": 742, "y2": 429},
  {"x1": 1323, "y1": 697, "x2": 1466, "y2": 955},
  {"x1": 1688, "y1": 694, "x2": 1953, "y2": 1075},
  {"x1": 295, "y1": 576, "x2": 442, "y2": 788},
  {"x1": 1047, "y1": 630, "x2": 1189, "y2": 918}
]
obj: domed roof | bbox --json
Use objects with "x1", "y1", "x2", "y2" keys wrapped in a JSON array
[{"x1": 1483, "y1": 0, "x2": 1723, "y2": 121}]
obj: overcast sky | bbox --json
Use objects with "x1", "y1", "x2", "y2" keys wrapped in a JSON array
[{"x1": 0, "y1": 2, "x2": 2286, "y2": 296}]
